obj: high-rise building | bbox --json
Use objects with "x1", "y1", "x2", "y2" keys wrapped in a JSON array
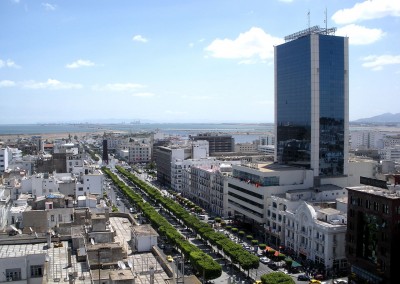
[{"x1": 274, "y1": 26, "x2": 349, "y2": 178}]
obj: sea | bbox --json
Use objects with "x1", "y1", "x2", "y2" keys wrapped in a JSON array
[{"x1": 0, "y1": 123, "x2": 275, "y2": 143}]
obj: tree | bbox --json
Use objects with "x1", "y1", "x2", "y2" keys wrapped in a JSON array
[
  {"x1": 260, "y1": 272, "x2": 295, "y2": 284},
  {"x1": 238, "y1": 231, "x2": 245, "y2": 238},
  {"x1": 259, "y1": 244, "x2": 266, "y2": 250}
]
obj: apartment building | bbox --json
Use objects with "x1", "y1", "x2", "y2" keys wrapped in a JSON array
[{"x1": 346, "y1": 185, "x2": 400, "y2": 284}]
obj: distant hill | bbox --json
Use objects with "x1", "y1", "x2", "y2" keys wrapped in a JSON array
[{"x1": 352, "y1": 113, "x2": 400, "y2": 123}]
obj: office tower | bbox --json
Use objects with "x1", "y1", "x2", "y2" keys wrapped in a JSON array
[
  {"x1": 274, "y1": 26, "x2": 349, "y2": 178},
  {"x1": 102, "y1": 139, "x2": 108, "y2": 164}
]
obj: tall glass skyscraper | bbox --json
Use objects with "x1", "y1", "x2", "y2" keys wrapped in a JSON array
[{"x1": 274, "y1": 26, "x2": 349, "y2": 178}]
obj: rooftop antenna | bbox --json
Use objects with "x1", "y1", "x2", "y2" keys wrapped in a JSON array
[
  {"x1": 324, "y1": 7, "x2": 328, "y2": 34},
  {"x1": 308, "y1": 10, "x2": 310, "y2": 30}
]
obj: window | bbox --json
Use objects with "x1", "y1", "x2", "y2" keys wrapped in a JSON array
[
  {"x1": 31, "y1": 265, "x2": 43, "y2": 277},
  {"x1": 6, "y1": 269, "x2": 21, "y2": 281},
  {"x1": 78, "y1": 187, "x2": 83, "y2": 191},
  {"x1": 51, "y1": 215, "x2": 54, "y2": 222},
  {"x1": 58, "y1": 214, "x2": 62, "y2": 222}
]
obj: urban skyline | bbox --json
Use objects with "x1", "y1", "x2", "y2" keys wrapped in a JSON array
[{"x1": 1, "y1": 0, "x2": 399, "y2": 124}]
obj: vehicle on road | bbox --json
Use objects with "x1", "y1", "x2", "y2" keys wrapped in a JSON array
[
  {"x1": 297, "y1": 274, "x2": 311, "y2": 281},
  {"x1": 333, "y1": 280, "x2": 348, "y2": 284},
  {"x1": 259, "y1": 257, "x2": 270, "y2": 264},
  {"x1": 253, "y1": 281, "x2": 262, "y2": 284},
  {"x1": 166, "y1": 255, "x2": 173, "y2": 262},
  {"x1": 309, "y1": 280, "x2": 321, "y2": 284}
]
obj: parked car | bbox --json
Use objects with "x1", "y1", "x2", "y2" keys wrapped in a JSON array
[
  {"x1": 297, "y1": 274, "x2": 311, "y2": 281},
  {"x1": 259, "y1": 257, "x2": 270, "y2": 264},
  {"x1": 268, "y1": 263, "x2": 278, "y2": 270},
  {"x1": 166, "y1": 255, "x2": 173, "y2": 262},
  {"x1": 314, "y1": 274, "x2": 324, "y2": 281},
  {"x1": 333, "y1": 280, "x2": 348, "y2": 284},
  {"x1": 309, "y1": 280, "x2": 321, "y2": 284}
]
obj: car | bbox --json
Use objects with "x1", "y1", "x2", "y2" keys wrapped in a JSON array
[
  {"x1": 268, "y1": 263, "x2": 278, "y2": 270},
  {"x1": 166, "y1": 255, "x2": 173, "y2": 262},
  {"x1": 297, "y1": 274, "x2": 311, "y2": 281},
  {"x1": 309, "y1": 280, "x2": 321, "y2": 284},
  {"x1": 333, "y1": 280, "x2": 348, "y2": 284},
  {"x1": 129, "y1": 208, "x2": 135, "y2": 213},
  {"x1": 259, "y1": 257, "x2": 270, "y2": 264},
  {"x1": 314, "y1": 274, "x2": 324, "y2": 281},
  {"x1": 253, "y1": 281, "x2": 262, "y2": 284}
]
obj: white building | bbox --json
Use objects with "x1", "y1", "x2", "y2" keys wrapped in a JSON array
[
  {"x1": 66, "y1": 153, "x2": 84, "y2": 173},
  {"x1": 21, "y1": 173, "x2": 59, "y2": 197},
  {"x1": 258, "y1": 145, "x2": 275, "y2": 155},
  {"x1": 226, "y1": 162, "x2": 314, "y2": 238},
  {"x1": 235, "y1": 143, "x2": 257, "y2": 153},
  {"x1": 0, "y1": 250, "x2": 46, "y2": 284},
  {"x1": 285, "y1": 202, "x2": 347, "y2": 273},
  {"x1": 128, "y1": 142, "x2": 152, "y2": 163},
  {"x1": 350, "y1": 131, "x2": 386, "y2": 150},
  {"x1": 0, "y1": 186, "x2": 11, "y2": 229},
  {"x1": 75, "y1": 169, "x2": 104, "y2": 197},
  {"x1": 130, "y1": 224, "x2": 158, "y2": 253},
  {"x1": 8, "y1": 193, "x2": 30, "y2": 228},
  {"x1": 0, "y1": 147, "x2": 9, "y2": 174},
  {"x1": 183, "y1": 163, "x2": 233, "y2": 217},
  {"x1": 380, "y1": 145, "x2": 400, "y2": 162}
]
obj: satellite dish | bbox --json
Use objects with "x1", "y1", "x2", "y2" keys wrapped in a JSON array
[
  {"x1": 90, "y1": 238, "x2": 95, "y2": 245},
  {"x1": 127, "y1": 260, "x2": 133, "y2": 269},
  {"x1": 29, "y1": 227, "x2": 33, "y2": 233},
  {"x1": 34, "y1": 232, "x2": 38, "y2": 239}
]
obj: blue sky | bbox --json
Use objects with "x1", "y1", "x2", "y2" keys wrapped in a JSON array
[{"x1": 0, "y1": 0, "x2": 399, "y2": 124}]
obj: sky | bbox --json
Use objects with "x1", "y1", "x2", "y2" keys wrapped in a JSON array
[{"x1": 0, "y1": 0, "x2": 399, "y2": 124}]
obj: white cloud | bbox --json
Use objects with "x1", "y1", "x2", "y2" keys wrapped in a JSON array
[
  {"x1": 66, "y1": 59, "x2": 95, "y2": 69},
  {"x1": 132, "y1": 92, "x2": 155, "y2": 97},
  {"x1": 332, "y1": 0, "x2": 400, "y2": 25},
  {"x1": 23, "y1": 79, "x2": 82, "y2": 90},
  {"x1": 336, "y1": 24, "x2": 385, "y2": 45},
  {"x1": 42, "y1": 3, "x2": 56, "y2": 11},
  {"x1": 0, "y1": 59, "x2": 21, "y2": 69},
  {"x1": 11, "y1": 0, "x2": 20, "y2": 3},
  {"x1": 205, "y1": 27, "x2": 283, "y2": 61},
  {"x1": 362, "y1": 55, "x2": 400, "y2": 71},
  {"x1": 0, "y1": 80, "x2": 16, "y2": 87},
  {"x1": 92, "y1": 83, "x2": 145, "y2": 92},
  {"x1": 132, "y1": 35, "x2": 148, "y2": 43}
]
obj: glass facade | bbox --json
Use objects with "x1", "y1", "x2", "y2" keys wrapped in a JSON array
[{"x1": 276, "y1": 33, "x2": 346, "y2": 177}]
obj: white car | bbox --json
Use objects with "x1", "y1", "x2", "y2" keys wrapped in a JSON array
[{"x1": 259, "y1": 257, "x2": 270, "y2": 264}]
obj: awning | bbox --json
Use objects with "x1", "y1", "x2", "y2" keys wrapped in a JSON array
[
  {"x1": 265, "y1": 246, "x2": 273, "y2": 252},
  {"x1": 291, "y1": 261, "x2": 302, "y2": 268}
]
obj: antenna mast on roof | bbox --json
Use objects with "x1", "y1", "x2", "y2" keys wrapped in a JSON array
[
  {"x1": 307, "y1": 10, "x2": 310, "y2": 30},
  {"x1": 324, "y1": 8, "x2": 328, "y2": 34}
]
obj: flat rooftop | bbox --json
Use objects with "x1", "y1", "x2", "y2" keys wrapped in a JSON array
[
  {"x1": 0, "y1": 216, "x2": 170, "y2": 284},
  {"x1": 347, "y1": 185, "x2": 400, "y2": 200}
]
